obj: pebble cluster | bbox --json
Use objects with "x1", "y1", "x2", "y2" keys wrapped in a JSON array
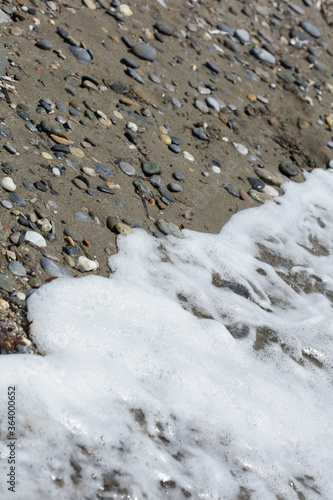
[{"x1": 0, "y1": 0, "x2": 332, "y2": 353}]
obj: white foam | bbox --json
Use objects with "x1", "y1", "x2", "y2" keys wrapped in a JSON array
[{"x1": 1, "y1": 169, "x2": 333, "y2": 498}]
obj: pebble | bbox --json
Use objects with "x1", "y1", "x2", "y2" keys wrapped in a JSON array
[
  {"x1": 150, "y1": 175, "x2": 165, "y2": 188},
  {"x1": 205, "y1": 97, "x2": 220, "y2": 113},
  {"x1": 36, "y1": 39, "x2": 53, "y2": 50},
  {"x1": 156, "y1": 219, "x2": 182, "y2": 238},
  {"x1": 25, "y1": 231, "x2": 47, "y2": 247},
  {"x1": 249, "y1": 189, "x2": 274, "y2": 203},
  {"x1": 254, "y1": 168, "x2": 289, "y2": 186},
  {"x1": 224, "y1": 186, "x2": 240, "y2": 198},
  {"x1": 0, "y1": 123, "x2": 13, "y2": 139},
  {"x1": 251, "y1": 47, "x2": 276, "y2": 65},
  {"x1": 247, "y1": 177, "x2": 265, "y2": 191},
  {"x1": 95, "y1": 164, "x2": 113, "y2": 176},
  {"x1": 192, "y1": 127, "x2": 209, "y2": 141},
  {"x1": 132, "y1": 44, "x2": 157, "y2": 61},
  {"x1": 9, "y1": 194, "x2": 26, "y2": 207},
  {"x1": 1, "y1": 177, "x2": 16, "y2": 192},
  {"x1": 235, "y1": 29, "x2": 250, "y2": 44},
  {"x1": 167, "y1": 182, "x2": 182, "y2": 192},
  {"x1": 8, "y1": 261, "x2": 26, "y2": 277},
  {"x1": 68, "y1": 46, "x2": 93, "y2": 64},
  {"x1": 300, "y1": 20, "x2": 321, "y2": 39},
  {"x1": 40, "y1": 257, "x2": 72, "y2": 278},
  {"x1": 120, "y1": 161, "x2": 136, "y2": 176},
  {"x1": 233, "y1": 143, "x2": 248, "y2": 155},
  {"x1": 142, "y1": 161, "x2": 163, "y2": 176},
  {"x1": 155, "y1": 22, "x2": 174, "y2": 36},
  {"x1": 75, "y1": 212, "x2": 92, "y2": 222},
  {"x1": 279, "y1": 161, "x2": 300, "y2": 177},
  {"x1": 1, "y1": 200, "x2": 12, "y2": 209},
  {"x1": 78, "y1": 256, "x2": 99, "y2": 272},
  {"x1": 0, "y1": 274, "x2": 13, "y2": 293}
]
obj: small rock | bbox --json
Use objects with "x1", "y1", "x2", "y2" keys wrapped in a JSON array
[
  {"x1": 78, "y1": 256, "x2": 99, "y2": 272},
  {"x1": 36, "y1": 39, "x2": 53, "y2": 50},
  {"x1": 1, "y1": 177, "x2": 16, "y2": 192},
  {"x1": 279, "y1": 161, "x2": 300, "y2": 177},
  {"x1": 8, "y1": 261, "x2": 26, "y2": 277}
]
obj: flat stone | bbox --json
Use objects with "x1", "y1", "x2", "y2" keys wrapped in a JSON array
[
  {"x1": 167, "y1": 182, "x2": 182, "y2": 192},
  {"x1": 150, "y1": 175, "x2": 165, "y2": 188},
  {"x1": 224, "y1": 185, "x2": 240, "y2": 197},
  {"x1": 247, "y1": 177, "x2": 265, "y2": 191},
  {"x1": 192, "y1": 127, "x2": 209, "y2": 141},
  {"x1": 216, "y1": 23, "x2": 234, "y2": 36},
  {"x1": 95, "y1": 164, "x2": 113, "y2": 176},
  {"x1": 64, "y1": 228, "x2": 84, "y2": 243},
  {"x1": 25, "y1": 231, "x2": 47, "y2": 247},
  {"x1": 141, "y1": 161, "x2": 163, "y2": 176},
  {"x1": 0, "y1": 273, "x2": 13, "y2": 292},
  {"x1": 156, "y1": 219, "x2": 182, "y2": 238},
  {"x1": 9, "y1": 193, "x2": 26, "y2": 207},
  {"x1": 40, "y1": 257, "x2": 72, "y2": 278},
  {"x1": 251, "y1": 47, "x2": 276, "y2": 65},
  {"x1": 205, "y1": 97, "x2": 220, "y2": 113},
  {"x1": 0, "y1": 50, "x2": 8, "y2": 76},
  {"x1": 0, "y1": 123, "x2": 12, "y2": 138},
  {"x1": 149, "y1": 74, "x2": 161, "y2": 84},
  {"x1": 173, "y1": 172, "x2": 185, "y2": 181},
  {"x1": 132, "y1": 44, "x2": 157, "y2": 61},
  {"x1": 17, "y1": 109, "x2": 31, "y2": 121},
  {"x1": 8, "y1": 261, "x2": 26, "y2": 277},
  {"x1": 300, "y1": 20, "x2": 321, "y2": 38},
  {"x1": 75, "y1": 212, "x2": 92, "y2": 222},
  {"x1": 119, "y1": 161, "x2": 136, "y2": 176},
  {"x1": 249, "y1": 189, "x2": 273, "y2": 203},
  {"x1": 279, "y1": 161, "x2": 300, "y2": 177},
  {"x1": 235, "y1": 29, "x2": 250, "y2": 44},
  {"x1": 233, "y1": 142, "x2": 248, "y2": 155},
  {"x1": 68, "y1": 46, "x2": 93, "y2": 64},
  {"x1": 154, "y1": 22, "x2": 174, "y2": 36},
  {"x1": 36, "y1": 39, "x2": 53, "y2": 50}
]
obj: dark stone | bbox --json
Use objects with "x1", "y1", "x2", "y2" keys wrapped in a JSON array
[
  {"x1": 9, "y1": 193, "x2": 26, "y2": 207},
  {"x1": 120, "y1": 57, "x2": 139, "y2": 69},
  {"x1": 192, "y1": 127, "x2": 209, "y2": 141},
  {"x1": 279, "y1": 161, "x2": 300, "y2": 177},
  {"x1": 110, "y1": 82, "x2": 129, "y2": 94},
  {"x1": 224, "y1": 186, "x2": 240, "y2": 197},
  {"x1": 205, "y1": 60, "x2": 220, "y2": 73},
  {"x1": 97, "y1": 186, "x2": 115, "y2": 194},
  {"x1": 247, "y1": 177, "x2": 265, "y2": 191}
]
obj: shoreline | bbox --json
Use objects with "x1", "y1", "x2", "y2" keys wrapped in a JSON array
[{"x1": 0, "y1": 0, "x2": 332, "y2": 352}]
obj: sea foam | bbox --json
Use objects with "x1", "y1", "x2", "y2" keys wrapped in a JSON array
[{"x1": 1, "y1": 169, "x2": 333, "y2": 499}]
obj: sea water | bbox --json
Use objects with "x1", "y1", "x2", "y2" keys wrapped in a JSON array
[{"x1": 0, "y1": 168, "x2": 333, "y2": 499}]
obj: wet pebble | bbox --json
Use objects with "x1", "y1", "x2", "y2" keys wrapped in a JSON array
[
  {"x1": 41, "y1": 257, "x2": 72, "y2": 278},
  {"x1": 156, "y1": 219, "x2": 182, "y2": 238},
  {"x1": 247, "y1": 177, "x2": 265, "y2": 191}
]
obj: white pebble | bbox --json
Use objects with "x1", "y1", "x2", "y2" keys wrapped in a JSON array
[
  {"x1": 52, "y1": 168, "x2": 60, "y2": 176},
  {"x1": 1, "y1": 177, "x2": 16, "y2": 192},
  {"x1": 25, "y1": 231, "x2": 47, "y2": 247},
  {"x1": 233, "y1": 142, "x2": 248, "y2": 155},
  {"x1": 263, "y1": 185, "x2": 279, "y2": 197},
  {"x1": 78, "y1": 256, "x2": 99, "y2": 272},
  {"x1": 212, "y1": 166, "x2": 221, "y2": 174},
  {"x1": 183, "y1": 151, "x2": 194, "y2": 161},
  {"x1": 127, "y1": 122, "x2": 138, "y2": 133}
]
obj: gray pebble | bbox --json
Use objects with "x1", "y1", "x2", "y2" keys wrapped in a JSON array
[
  {"x1": 68, "y1": 46, "x2": 93, "y2": 63},
  {"x1": 75, "y1": 212, "x2": 92, "y2": 222},
  {"x1": 0, "y1": 273, "x2": 13, "y2": 292},
  {"x1": 1, "y1": 200, "x2": 12, "y2": 209},
  {"x1": 154, "y1": 22, "x2": 174, "y2": 36},
  {"x1": 156, "y1": 219, "x2": 182, "y2": 238},
  {"x1": 149, "y1": 74, "x2": 161, "y2": 84},
  {"x1": 120, "y1": 161, "x2": 136, "y2": 176},
  {"x1": 251, "y1": 47, "x2": 276, "y2": 64},
  {"x1": 168, "y1": 182, "x2": 182, "y2": 192},
  {"x1": 8, "y1": 261, "x2": 26, "y2": 277},
  {"x1": 9, "y1": 193, "x2": 26, "y2": 207},
  {"x1": 192, "y1": 127, "x2": 209, "y2": 141},
  {"x1": 132, "y1": 44, "x2": 157, "y2": 61},
  {"x1": 40, "y1": 257, "x2": 72, "y2": 278},
  {"x1": 279, "y1": 161, "x2": 300, "y2": 177},
  {"x1": 300, "y1": 20, "x2": 321, "y2": 38},
  {"x1": 36, "y1": 39, "x2": 53, "y2": 50}
]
